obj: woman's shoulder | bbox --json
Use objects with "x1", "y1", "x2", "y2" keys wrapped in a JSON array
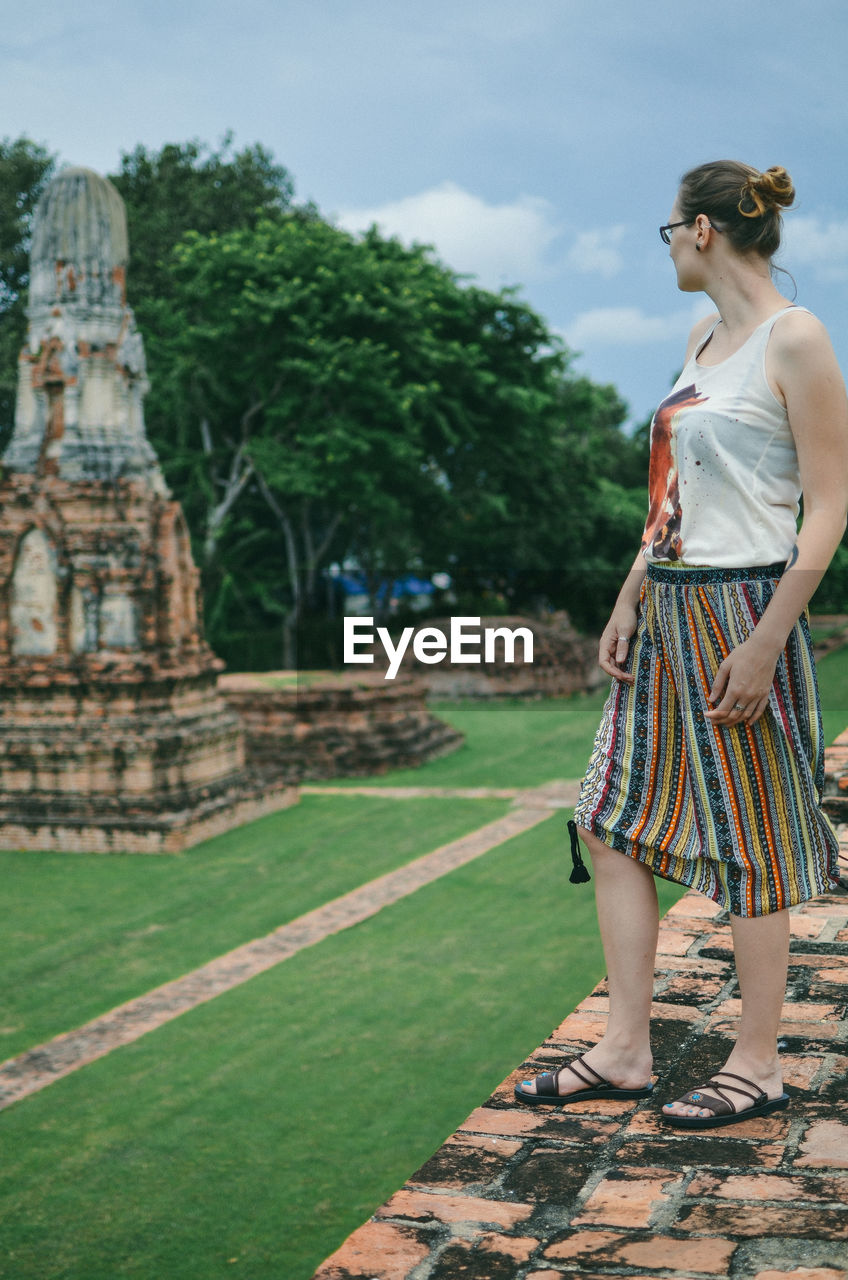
[
  {"x1": 766, "y1": 305, "x2": 845, "y2": 406},
  {"x1": 769, "y1": 305, "x2": 835, "y2": 362},
  {"x1": 770, "y1": 304, "x2": 826, "y2": 337},
  {"x1": 682, "y1": 311, "x2": 720, "y2": 363}
]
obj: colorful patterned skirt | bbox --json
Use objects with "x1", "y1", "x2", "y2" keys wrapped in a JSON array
[{"x1": 572, "y1": 562, "x2": 841, "y2": 917}]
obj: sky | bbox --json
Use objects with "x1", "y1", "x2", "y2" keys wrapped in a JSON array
[{"x1": 3, "y1": 0, "x2": 848, "y2": 427}]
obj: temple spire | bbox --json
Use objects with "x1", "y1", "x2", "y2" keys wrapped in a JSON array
[{"x1": 4, "y1": 166, "x2": 167, "y2": 489}]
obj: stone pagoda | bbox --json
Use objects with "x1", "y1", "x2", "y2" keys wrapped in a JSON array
[{"x1": 0, "y1": 166, "x2": 295, "y2": 852}]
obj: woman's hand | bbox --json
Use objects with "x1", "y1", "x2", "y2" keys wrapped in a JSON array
[
  {"x1": 705, "y1": 634, "x2": 782, "y2": 726},
  {"x1": 599, "y1": 603, "x2": 639, "y2": 683}
]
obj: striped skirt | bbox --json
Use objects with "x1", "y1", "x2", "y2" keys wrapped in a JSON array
[{"x1": 572, "y1": 562, "x2": 841, "y2": 917}]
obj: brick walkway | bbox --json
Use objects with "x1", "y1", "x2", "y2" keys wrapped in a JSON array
[
  {"x1": 313, "y1": 881, "x2": 848, "y2": 1280},
  {"x1": 0, "y1": 782, "x2": 576, "y2": 1112}
]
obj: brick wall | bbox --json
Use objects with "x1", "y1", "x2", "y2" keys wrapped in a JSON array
[{"x1": 218, "y1": 672, "x2": 465, "y2": 783}]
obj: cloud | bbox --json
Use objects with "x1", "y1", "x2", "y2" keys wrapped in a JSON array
[
  {"x1": 566, "y1": 226, "x2": 627, "y2": 278},
  {"x1": 563, "y1": 299, "x2": 715, "y2": 349},
  {"x1": 781, "y1": 215, "x2": 848, "y2": 281},
  {"x1": 335, "y1": 181, "x2": 563, "y2": 289}
]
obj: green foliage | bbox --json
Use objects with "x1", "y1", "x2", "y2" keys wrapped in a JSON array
[
  {"x1": 0, "y1": 136, "x2": 57, "y2": 443},
  {"x1": 0, "y1": 131, "x2": 703, "y2": 655},
  {"x1": 811, "y1": 542, "x2": 848, "y2": 613},
  {"x1": 154, "y1": 211, "x2": 649, "y2": 656},
  {"x1": 108, "y1": 133, "x2": 294, "y2": 313}
]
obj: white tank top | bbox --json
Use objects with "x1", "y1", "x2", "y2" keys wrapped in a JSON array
[{"x1": 641, "y1": 305, "x2": 805, "y2": 567}]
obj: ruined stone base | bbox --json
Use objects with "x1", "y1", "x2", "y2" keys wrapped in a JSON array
[
  {"x1": 0, "y1": 780, "x2": 299, "y2": 854},
  {"x1": 0, "y1": 662, "x2": 296, "y2": 853},
  {"x1": 219, "y1": 671, "x2": 465, "y2": 783}
]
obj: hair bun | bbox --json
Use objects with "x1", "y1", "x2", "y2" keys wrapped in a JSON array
[{"x1": 738, "y1": 166, "x2": 795, "y2": 218}]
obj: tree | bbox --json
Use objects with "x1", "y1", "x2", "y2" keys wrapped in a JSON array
[
  {"x1": 108, "y1": 133, "x2": 294, "y2": 314},
  {"x1": 0, "y1": 136, "x2": 58, "y2": 444},
  {"x1": 155, "y1": 213, "x2": 648, "y2": 663},
  {"x1": 107, "y1": 135, "x2": 296, "y2": 477}
]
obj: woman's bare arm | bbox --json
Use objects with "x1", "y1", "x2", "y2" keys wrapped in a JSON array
[{"x1": 707, "y1": 312, "x2": 848, "y2": 724}]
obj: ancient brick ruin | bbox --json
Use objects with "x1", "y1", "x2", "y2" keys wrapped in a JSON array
[
  {"x1": 219, "y1": 672, "x2": 465, "y2": 784},
  {"x1": 0, "y1": 167, "x2": 295, "y2": 851}
]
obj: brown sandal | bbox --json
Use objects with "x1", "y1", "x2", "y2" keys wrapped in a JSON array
[
  {"x1": 661, "y1": 1070, "x2": 790, "y2": 1129},
  {"x1": 514, "y1": 1052, "x2": 654, "y2": 1106}
]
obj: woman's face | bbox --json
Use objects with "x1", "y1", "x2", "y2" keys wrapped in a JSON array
[{"x1": 666, "y1": 195, "x2": 701, "y2": 292}]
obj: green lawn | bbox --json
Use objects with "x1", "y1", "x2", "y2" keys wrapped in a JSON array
[
  {"x1": 817, "y1": 641, "x2": 848, "y2": 746},
  {"x1": 0, "y1": 817, "x2": 685, "y2": 1280},
  {"x1": 0, "y1": 795, "x2": 511, "y2": 1061},
  {"x1": 320, "y1": 684, "x2": 611, "y2": 788},
  {"x1": 1, "y1": 648, "x2": 847, "y2": 1280}
]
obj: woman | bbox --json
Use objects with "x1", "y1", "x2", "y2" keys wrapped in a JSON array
[{"x1": 516, "y1": 161, "x2": 848, "y2": 1128}]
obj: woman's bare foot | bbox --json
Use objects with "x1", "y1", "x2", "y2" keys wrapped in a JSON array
[
  {"x1": 661, "y1": 1054, "x2": 783, "y2": 1120},
  {"x1": 520, "y1": 1040, "x2": 653, "y2": 1096}
]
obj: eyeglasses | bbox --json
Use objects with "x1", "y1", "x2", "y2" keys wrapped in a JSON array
[
  {"x1": 659, "y1": 219, "x2": 722, "y2": 246},
  {"x1": 659, "y1": 220, "x2": 690, "y2": 245}
]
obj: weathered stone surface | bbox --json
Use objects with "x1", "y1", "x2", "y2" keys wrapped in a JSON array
[
  {"x1": 219, "y1": 671, "x2": 464, "y2": 783},
  {"x1": 310, "y1": 886, "x2": 848, "y2": 1280},
  {"x1": 9, "y1": 167, "x2": 162, "y2": 486},
  {"x1": 311, "y1": 1221, "x2": 433, "y2": 1280}
]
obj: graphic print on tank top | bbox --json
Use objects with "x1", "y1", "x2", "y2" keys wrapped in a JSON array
[{"x1": 641, "y1": 384, "x2": 709, "y2": 560}]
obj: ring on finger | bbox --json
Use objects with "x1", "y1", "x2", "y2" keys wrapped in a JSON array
[{"x1": 732, "y1": 701, "x2": 745, "y2": 712}]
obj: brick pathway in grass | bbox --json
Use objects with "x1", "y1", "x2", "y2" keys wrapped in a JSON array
[
  {"x1": 313, "y1": 879, "x2": 848, "y2": 1280},
  {"x1": 0, "y1": 781, "x2": 578, "y2": 1112}
]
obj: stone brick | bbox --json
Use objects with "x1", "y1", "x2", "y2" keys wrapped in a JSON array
[
  {"x1": 571, "y1": 1167, "x2": 686, "y2": 1228},
  {"x1": 796, "y1": 1120, "x2": 848, "y2": 1168},
  {"x1": 664, "y1": 894, "x2": 725, "y2": 920},
  {"x1": 808, "y1": 968, "x2": 848, "y2": 998},
  {"x1": 687, "y1": 1171, "x2": 848, "y2": 1203},
  {"x1": 409, "y1": 1134, "x2": 522, "y2": 1190},
  {"x1": 478, "y1": 1234, "x2": 538, "y2": 1261},
  {"x1": 651, "y1": 928, "x2": 703, "y2": 955},
  {"x1": 653, "y1": 972, "x2": 728, "y2": 1003},
  {"x1": 531, "y1": 1274, "x2": 664, "y2": 1280},
  {"x1": 220, "y1": 672, "x2": 464, "y2": 785},
  {"x1": 427, "y1": 1233, "x2": 540, "y2": 1279},
  {"x1": 458, "y1": 1106, "x2": 548, "y2": 1138},
  {"x1": 710, "y1": 998, "x2": 842, "y2": 1023},
  {"x1": 546, "y1": 1010, "x2": 608, "y2": 1043},
  {"x1": 780, "y1": 1054, "x2": 825, "y2": 1090},
  {"x1": 312, "y1": 1220, "x2": 431, "y2": 1279},
  {"x1": 789, "y1": 915, "x2": 831, "y2": 939},
  {"x1": 815, "y1": 1055, "x2": 848, "y2": 1097},
  {"x1": 501, "y1": 1148, "x2": 597, "y2": 1206},
  {"x1": 706, "y1": 1013, "x2": 845, "y2": 1042},
  {"x1": 653, "y1": 953, "x2": 731, "y2": 972},
  {"x1": 616, "y1": 1135, "x2": 785, "y2": 1169},
  {"x1": 375, "y1": 1189, "x2": 533, "y2": 1228},
  {"x1": 458, "y1": 1105, "x2": 620, "y2": 1145},
  {"x1": 752, "y1": 1271, "x2": 848, "y2": 1280},
  {"x1": 544, "y1": 1227, "x2": 736, "y2": 1273},
  {"x1": 674, "y1": 1203, "x2": 847, "y2": 1238}
]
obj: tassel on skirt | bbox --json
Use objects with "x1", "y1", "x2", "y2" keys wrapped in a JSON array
[{"x1": 572, "y1": 561, "x2": 841, "y2": 918}]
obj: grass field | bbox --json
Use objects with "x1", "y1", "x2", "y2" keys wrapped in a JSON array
[{"x1": 1, "y1": 645, "x2": 846, "y2": 1279}]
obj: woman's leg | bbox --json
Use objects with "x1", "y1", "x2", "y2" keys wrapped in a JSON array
[
  {"x1": 522, "y1": 826, "x2": 658, "y2": 1095},
  {"x1": 663, "y1": 907, "x2": 790, "y2": 1118}
]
